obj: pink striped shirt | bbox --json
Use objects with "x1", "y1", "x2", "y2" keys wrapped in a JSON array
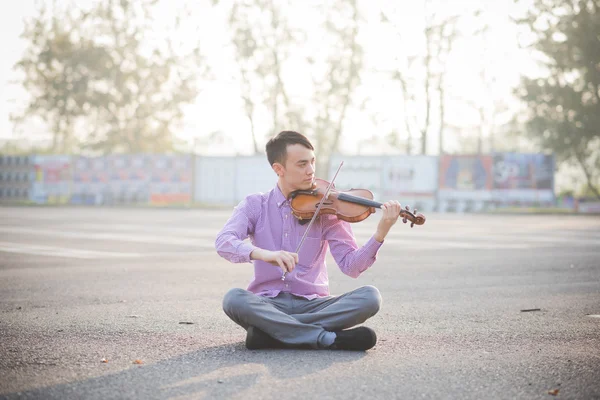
[{"x1": 215, "y1": 184, "x2": 383, "y2": 299}]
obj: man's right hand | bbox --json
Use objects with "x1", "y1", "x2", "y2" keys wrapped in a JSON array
[{"x1": 250, "y1": 249, "x2": 298, "y2": 273}]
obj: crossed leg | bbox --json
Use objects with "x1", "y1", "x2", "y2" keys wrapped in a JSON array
[{"x1": 222, "y1": 286, "x2": 381, "y2": 348}]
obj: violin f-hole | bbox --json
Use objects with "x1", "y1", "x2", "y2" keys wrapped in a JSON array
[{"x1": 314, "y1": 201, "x2": 333, "y2": 208}]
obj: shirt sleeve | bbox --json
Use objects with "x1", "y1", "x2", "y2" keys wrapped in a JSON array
[
  {"x1": 214, "y1": 196, "x2": 260, "y2": 264},
  {"x1": 322, "y1": 215, "x2": 383, "y2": 278}
]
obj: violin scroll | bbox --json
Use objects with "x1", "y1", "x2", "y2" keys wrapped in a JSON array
[{"x1": 399, "y1": 205, "x2": 426, "y2": 228}]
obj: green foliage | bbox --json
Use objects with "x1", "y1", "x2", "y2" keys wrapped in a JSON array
[
  {"x1": 515, "y1": 0, "x2": 600, "y2": 198},
  {"x1": 12, "y1": 0, "x2": 203, "y2": 154}
]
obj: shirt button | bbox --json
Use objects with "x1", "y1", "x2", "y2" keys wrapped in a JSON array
[
  {"x1": 284, "y1": 233, "x2": 288, "y2": 237},
  {"x1": 285, "y1": 215, "x2": 288, "y2": 219}
]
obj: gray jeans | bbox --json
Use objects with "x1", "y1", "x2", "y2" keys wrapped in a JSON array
[{"x1": 222, "y1": 285, "x2": 382, "y2": 349}]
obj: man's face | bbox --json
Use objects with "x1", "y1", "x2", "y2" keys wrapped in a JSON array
[{"x1": 280, "y1": 144, "x2": 315, "y2": 190}]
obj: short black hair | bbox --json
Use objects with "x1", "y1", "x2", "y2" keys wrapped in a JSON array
[{"x1": 265, "y1": 131, "x2": 314, "y2": 166}]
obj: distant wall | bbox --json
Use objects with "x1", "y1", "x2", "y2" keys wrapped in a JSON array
[
  {"x1": 328, "y1": 155, "x2": 438, "y2": 212},
  {"x1": 0, "y1": 152, "x2": 559, "y2": 212}
]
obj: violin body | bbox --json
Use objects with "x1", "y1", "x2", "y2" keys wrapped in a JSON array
[
  {"x1": 289, "y1": 178, "x2": 426, "y2": 227},
  {"x1": 290, "y1": 179, "x2": 377, "y2": 223}
]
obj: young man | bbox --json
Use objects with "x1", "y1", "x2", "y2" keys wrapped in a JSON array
[{"x1": 215, "y1": 131, "x2": 401, "y2": 350}]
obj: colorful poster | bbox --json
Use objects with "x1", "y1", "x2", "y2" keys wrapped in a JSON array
[
  {"x1": 491, "y1": 153, "x2": 554, "y2": 205},
  {"x1": 493, "y1": 153, "x2": 553, "y2": 190},
  {"x1": 105, "y1": 154, "x2": 149, "y2": 204},
  {"x1": 30, "y1": 155, "x2": 72, "y2": 204},
  {"x1": 439, "y1": 155, "x2": 493, "y2": 191},
  {"x1": 129, "y1": 154, "x2": 148, "y2": 182},
  {"x1": 438, "y1": 155, "x2": 494, "y2": 210},
  {"x1": 148, "y1": 155, "x2": 192, "y2": 205},
  {"x1": 71, "y1": 156, "x2": 108, "y2": 204},
  {"x1": 107, "y1": 154, "x2": 131, "y2": 182}
]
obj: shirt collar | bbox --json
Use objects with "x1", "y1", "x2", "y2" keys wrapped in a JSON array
[{"x1": 274, "y1": 184, "x2": 288, "y2": 208}]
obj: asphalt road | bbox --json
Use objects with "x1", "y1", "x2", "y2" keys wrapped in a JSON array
[{"x1": 0, "y1": 206, "x2": 599, "y2": 399}]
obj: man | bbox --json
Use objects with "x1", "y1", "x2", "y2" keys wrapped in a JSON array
[{"x1": 215, "y1": 130, "x2": 401, "y2": 350}]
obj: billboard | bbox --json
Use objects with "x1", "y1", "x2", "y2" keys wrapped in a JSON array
[
  {"x1": 437, "y1": 155, "x2": 494, "y2": 211},
  {"x1": 71, "y1": 156, "x2": 109, "y2": 205},
  {"x1": 0, "y1": 151, "x2": 557, "y2": 210},
  {"x1": 439, "y1": 155, "x2": 493, "y2": 191},
  {"x1": 71, "y1": 154, "x2": 192, "y2": 205},
  {"x1": 106, "y1": 154, "x2": 149, "y2": 205},
  {"x1": 492, "y1": 153, "x2": 554, "y2": 203},
  {"x1": 30, "y1": 155, "x2": 72, "y2": 204},
  {"x1": 493, "y1": 153, "x2": 553, "y2": 190},
  {"x1": 148, "y1": 155, "x2": 192, "y2": 205}
]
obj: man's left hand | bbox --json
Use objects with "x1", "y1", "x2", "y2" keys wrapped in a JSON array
[{"x1": 374, "y1": 200, "x2": 401, "y2": 242}]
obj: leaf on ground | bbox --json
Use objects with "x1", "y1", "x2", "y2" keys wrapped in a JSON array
[
  {"x1": 101, "y1": 358, "x2": 108, "y2": 363},
  {"x1": 133, "y1": 359, "x2": 143, "y2": 364},
  {"x1": 548, "y1": 389, "x2": 560, "y2": 396}
]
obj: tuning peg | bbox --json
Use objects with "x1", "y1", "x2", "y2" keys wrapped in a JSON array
[
  {"x1": 413, "y1": 208, "x2": 417, "y2": 214},
  {"x1": 410, "y1": 222, "x2": 414, "y2": 228},
  {"x1": 405, "y1": 205, "x2": 410, "y2": 210},
  {"x1": 402, "y1": 218, "x2": 407, "y2": 223}
]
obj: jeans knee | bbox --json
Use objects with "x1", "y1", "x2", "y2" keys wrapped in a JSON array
[{"x1": 361, "y1": 285, "x2": 382, "y2": 316}]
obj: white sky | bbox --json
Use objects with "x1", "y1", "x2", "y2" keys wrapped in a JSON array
[{"x1": 0, "y1": 0, "x2": 537, "y2": 156}]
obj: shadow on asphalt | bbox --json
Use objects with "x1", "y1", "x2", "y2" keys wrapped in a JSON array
[{"x1": 2, "y1": 342, "x2": 367, "y2": 399}]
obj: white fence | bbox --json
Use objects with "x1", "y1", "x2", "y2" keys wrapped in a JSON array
[{"x1": 194, "y1": 156, "x2": 276, "y2": 205}]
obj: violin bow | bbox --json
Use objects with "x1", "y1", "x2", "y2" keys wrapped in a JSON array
[{"x1": 281, "y1": 161, "x2": 344, "y2": 281}]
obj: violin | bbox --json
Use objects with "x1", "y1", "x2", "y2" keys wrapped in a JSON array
[
  {"x1": 280, "y1": 162, "x2": 427, "y2": 280},
  {"x1": 288, "y1": 178, "x2": 426, "y2": 227}
]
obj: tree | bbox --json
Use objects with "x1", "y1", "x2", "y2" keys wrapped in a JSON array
[
  {"x1": 12, "y1": 0, "x2": 204, "y2": 154},
  {"x1": 227, "y1": 0, "x2": 303, "y2": 154},
  {"x1": 434, "y1": 16, "x2": 459, "y2": 155},
  {"x1": 311, "y1": 0, "x2": 363, "y2": 177},
  {"x1": 381, "y1": 2, "x2": 460, "y2": 155},
  {"x1": 11, "y1": 2, "x2": 106, "y2": 153},
  {"x1": 515, "y1": 0, "x2": 600, "y2": 199},
  {"x1": 225, "y1": 0, "x2": 364, "y2": 176}
]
